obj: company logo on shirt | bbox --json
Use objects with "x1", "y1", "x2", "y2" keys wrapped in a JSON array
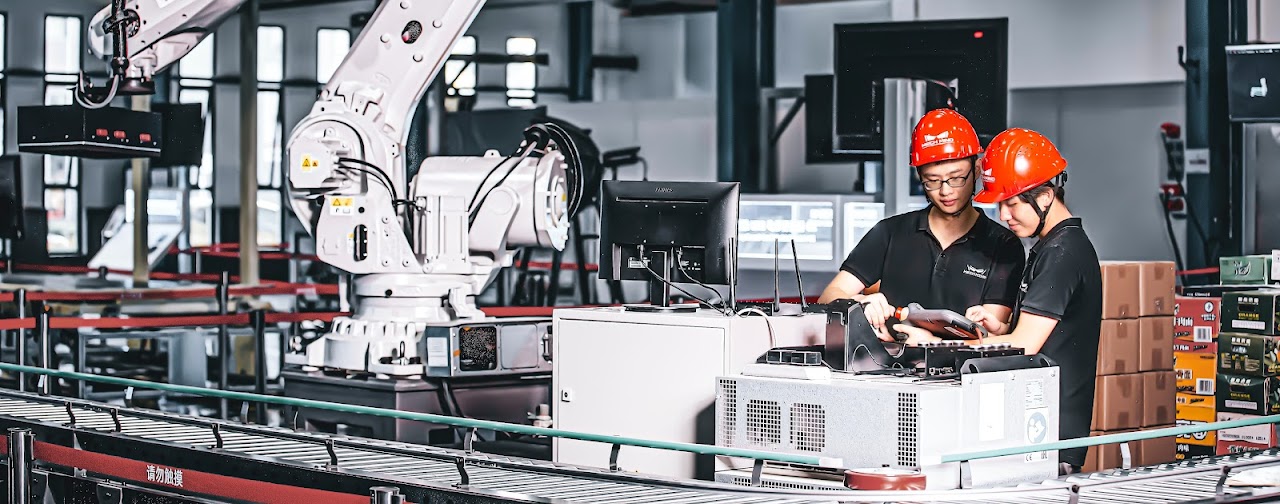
[
  {"x1": 963, "y1": 265, "x2": 988, "y2": 280},
  {"x1": 921, "y1": 131, "x2": 954, "y2": 149}
]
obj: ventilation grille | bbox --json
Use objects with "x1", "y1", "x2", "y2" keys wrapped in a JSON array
[
  {"x1": 728, "y1": 476, "x2": 840, "y2": 491},
  {"x1": 746, "y1": 399, "x2": 782, "y2": 447},
  {"x1": 897, "y1": 392, "x2": 918, "y2": 466},
  {"x1": 718, "y1": 379, "x2": 737, "y2": 447},
  {"x1": 459, "y1": 326, "x2": 498, "y2": 371},
  {"x1": 789, "y1": 403, "x2": 826, "y2": 453}
]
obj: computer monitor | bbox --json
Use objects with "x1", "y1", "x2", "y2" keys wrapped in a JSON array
[
  {"x1": 0, "y1": 156, "x2": 24, "y2": 241},
  {"x1": 832, "y1": 18, "x2": 1008, "y2": 155},
  {"x1": 599, "y1": 181, "x2": 739, "y2": 311},
  {"x1": 1226, "y1": 44, "x2": 1280, "y2": 122}
]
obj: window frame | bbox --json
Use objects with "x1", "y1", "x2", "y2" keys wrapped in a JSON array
[
  {"x1": 258, "y1": 25, "x2": 287, "y2": 248},
  {"x1": 175, "y1": 34, "x2": 217, "y2": 248},
  {"x1": 315, "y1": 27, "x2": 352, "y2": 86},
  {"x1": 504, "y1": 36, "x2": 538, "y2": 108},
  {"x1": 43, "y1": 14, "x2": 85, "y2": 256}
]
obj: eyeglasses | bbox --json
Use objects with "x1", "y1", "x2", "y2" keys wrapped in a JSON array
[{"x1": 921, "y1": 171, "x2": 972, "y2": 191}]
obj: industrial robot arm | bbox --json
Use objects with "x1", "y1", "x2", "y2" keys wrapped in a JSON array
[
  {"x1": 79, "y1": 0, "x2": 246, "y2": 107},
  {"x1": 285, "y1": 0, "x2": 585, "y2": 374}
]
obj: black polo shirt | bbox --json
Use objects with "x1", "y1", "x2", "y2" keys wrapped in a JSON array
[
  {"x1": 840, "y1": 207, "x2": 1026, "y2": 314},
  {"x1": 1009, "y1": 217, "x2": 1102, "y2": 468}
]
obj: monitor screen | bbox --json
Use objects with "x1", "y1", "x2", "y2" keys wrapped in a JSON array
[
  {"x1": 833, "y1": 18, "x2": 1008, "y2": 155},
  {"x1": 598, "y1": 181, "x2": 739, "y2": 285},
  {"x1": 1227, "y1": 44, "x2": 1280, "y2": 122},
  {"x1": 738, "y1": 200, "x2": 836, "y2": 262},
  {"x1": 0, "y1": 156, "x2": 24, "y2": 241}
]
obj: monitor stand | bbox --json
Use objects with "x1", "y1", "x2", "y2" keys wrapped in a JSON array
[{"x1": 624, "y1": 249, "x2": 697, "y2": 313}]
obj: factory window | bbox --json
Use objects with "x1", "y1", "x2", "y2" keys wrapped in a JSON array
[
  {"x1": 44, "y1": 15, "x2": 83, "y2": 255},
  {"x1": 258, "y1": 26, "x2": 285, "y2": 247},
  {"x1": 258, "y1": 26, "x2": 284, "y2": 84},
  {"x1": 445, "y1": 35, "x2": 477, "y2": 96},
  {"x1": 257, "y1": 90, "x2": 284, "y2": 247},
  {"x1": 316, "y1": 28, "x2": 351, "y2": 84},
  {"x1": 0, "y1": 13, "x2": 7, "y2": 156},
  {"x1": 178, "y1": 35, "x2": 216, "y2": 247},
  {"x1": 505, "y1": 37, "x2": 537, "y2": 108}
]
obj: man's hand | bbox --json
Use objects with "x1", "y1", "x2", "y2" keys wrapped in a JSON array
[
  {"x1": 861, "y1": 293, "x2": 895, "y2": 334},
  {"x1": 966, "y1": 305, "x2": 1009, "y2": 335},
  {"x1": 892, "y1": 324, "x2": 939, "y2": 346}
]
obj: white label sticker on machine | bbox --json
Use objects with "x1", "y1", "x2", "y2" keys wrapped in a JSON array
[
  {"x1": 1025, "y1": 380, "x2": 1046, "y2": 409},
  {"x1": 1273, "y1": 250, "x2": 1280, "y2": 281},
  {"x1": 978, "y1": 383, "x2": 1005, "y2": 442},
  {"x1": 426, "y1": 338, "x2": 449, "y2": 367},
  {"x1": 1023, "y1": 407, "x2": 1052, "y2": 463}
]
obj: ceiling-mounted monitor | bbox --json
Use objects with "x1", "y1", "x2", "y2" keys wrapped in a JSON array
[{"x1": 832, "y1": 18, "x2": 1008, "y2": 156}]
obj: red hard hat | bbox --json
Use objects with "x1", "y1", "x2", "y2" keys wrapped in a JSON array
[
  {"x1": 910, "y1": 108, "x2": 983, "y2": 167},
  {"x1": 973, "y1": 128, "x2": 1067, "y2": 204}
]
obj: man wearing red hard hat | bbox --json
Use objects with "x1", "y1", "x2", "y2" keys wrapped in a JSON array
[
  {"x1": 818, "y1": 109, "x2": 1025, "y2": 340},
  {"x1": 896, "y1": 128, "x2": 1102, "y2": 474}
]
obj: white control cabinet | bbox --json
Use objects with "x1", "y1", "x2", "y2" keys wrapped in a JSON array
[{"x1": 551, "y1": 307, "x2": 826, "y2": 479}]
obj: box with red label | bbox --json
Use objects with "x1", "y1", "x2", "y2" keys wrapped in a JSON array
[
  {"x1": 1176, "y1": 442, "x2": 1216, "y2": 460},
  {"x1": 1216, "y1": 412, "x2": 1278, "y2": 446},
  {"x1": 1175, "y1": 352, "x2": 1217, "y2": 396},
  {"x1": 1174, "y1": 399, "x2": 1216, "y2": 446},
  {"x1": 1175, "y1": 296, "x2": 1220, "y2": 353},
  {"x1": 1217, "y1": 439, "x2": 1271, "y2": 456}
]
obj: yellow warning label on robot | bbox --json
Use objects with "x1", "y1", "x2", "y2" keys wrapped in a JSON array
[
  {"x1": 300, "y1": 155, "x2": 320, "y2": 172},
  {"x1": 329, "y1": 197, "x2": 355, "y2": 216}
]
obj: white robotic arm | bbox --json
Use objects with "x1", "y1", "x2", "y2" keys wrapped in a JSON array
[
  {"x1": 285, "y1": 0, "x2": 581, "y2": 375},
  {"x1": 79, "y1": 0, "x2": 245, "y2": 107},
  {"x1": 88, "y1": 0, "x2": 245, "y2": 82}
]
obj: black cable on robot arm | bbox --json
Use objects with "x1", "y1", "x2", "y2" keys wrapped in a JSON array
[
  {"x1": 337, "y1": 159, "x2": 400, "y2": 201},
  {"x1": 543, "y1": 123, "x2": 588, "y2": 217}
]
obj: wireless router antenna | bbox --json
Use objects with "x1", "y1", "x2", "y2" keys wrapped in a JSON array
[
  {"x1": 773, "y1": 239, "x2": 780, "y2": 312},
  {"x1": 790, "y1": 239, "x2": 807, "y2": 310}
]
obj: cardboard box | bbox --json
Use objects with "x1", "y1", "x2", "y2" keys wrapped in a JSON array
[
  {"x1": 1139, "y1": 317, "x2": 1174, "y2": 371},
  {"x1": 1222, "y1": 291, "x2": 1280, "y2": 336},
  {"x1": 1137, "y1": 430, "x2": 1177, "y2": 466},
  {"x1": 1084, "y1": 430, "x2": 1137, "y2": 472},
  {"x1": 1177, "y1": 392, "x2": 1213, "y2": 408},
  {"x1": 1216, "y1": 373, "x2": 1280, "y2": 416},
  {"x1": 1097, "y1": 319, "x2": 1140, "y2": 376},
  {"x1": 1182, "y1": 285, "x2": 1270, "y2": 298},
  {"x1": 1218, "y1": 332, "x2": 1280, "y2": 376},
  {"x1": 1142, "y1": 371, "x2": 1176, "y2": 427},
  {"x1": 1101, "y1": 262, "x2": 1141, "y2": 319},
  {"x1": 1175, "y1": 442, "x2": 1216, "y2": 460},
  {"x1": 1137, "y1": 261, "x2": 1177, "y2": 316},
  {"x1": 1175, "y1": 352, "x2": 1217, "y2": 396},
  {"x1": 1093, "y1": 374, "x2": 1142, "y2": 431},
  {"x1": 1175, "y1": 296, "x2": 1220, "y2": 343},
  {"x1": 1174, "y1": 340, "x2": 1217, "y2": 355},
  {"x1": 1218, "y1": 439, "x2": 1270, "y2": 456},
  {"x1": 1220, "y1": 255, "x2": 1275, "y2": 285},
  {"x1": 1216, "y1": 412, "x2": 1278, "y2": 446},
  {"x1": 1175, "y1": 401, "x2": 1216, "y2": 446}
]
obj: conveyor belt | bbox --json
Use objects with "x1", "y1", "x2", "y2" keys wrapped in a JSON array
[{"x1": 0, "y1": 389, "x2": 1277, "y2": 503}]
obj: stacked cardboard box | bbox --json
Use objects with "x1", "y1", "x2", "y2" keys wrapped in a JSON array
[
  {"x1": 1216, "y1": 290, "x2": 1280, "y2": 455},
  {"x1": 1219, "y1": 255, "x2": 1276, "y2": 286},
  {"x1": 1088, "y1": 261, "x2": 1177, "y2": 470},
  {"x1": 1175, "y1": 296, "x2": 1221, "y2": 460}
]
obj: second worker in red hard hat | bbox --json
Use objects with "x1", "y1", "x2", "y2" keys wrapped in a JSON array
[
  {"x1": 817, "y1": 109, "x2": 1026, "y2": 340},
  {"x1": 894, "y1": 127, "x2": 1102, "y2": 475}
]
